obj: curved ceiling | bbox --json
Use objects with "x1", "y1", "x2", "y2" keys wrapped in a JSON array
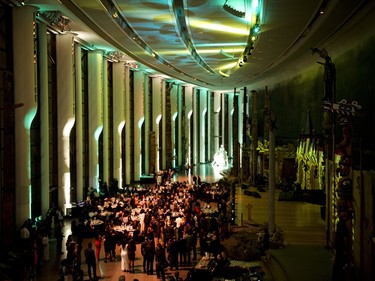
[{"x1": 23, "y1": 0, "x2": 375, "y2": 90}]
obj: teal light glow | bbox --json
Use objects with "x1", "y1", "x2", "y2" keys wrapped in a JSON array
[
  {"x1": 172, "y1": 112, "x2": 178, "y2": 121},
  {"x1": 24, "y1": 107, "x2": 37, "y2": 130},
  {"x1": 94, "y1": 125, "x2": 103, "y2": 141},
  {"x1": 253, "y1": 24, "x2": 261, "y2": 34}
]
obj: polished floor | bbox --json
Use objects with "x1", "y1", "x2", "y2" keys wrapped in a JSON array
[{"x1": 34, "y1": 164, "x2": 331, "y2": 281}]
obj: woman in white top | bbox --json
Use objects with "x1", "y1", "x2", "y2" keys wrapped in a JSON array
[{"x1": 120, "y1": 240, "x2": 130, "y2": 272}]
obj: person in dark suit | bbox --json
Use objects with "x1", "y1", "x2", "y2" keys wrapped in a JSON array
[
  {"x1": 84, "y1": 242, "x2": 97, "y2": 280},
  {"x1": 145, "y1": 239, "x2": 155, "y2": 275},
  {"x1": 155, "y1": 242, "x2": 167, "y2": 281},
  {"x1": 54, "y1": 221, "x2": 64, "y2": 256},
  {"x1": 167, "y1": 237, "x2": 179, "y2": 270},
  {"x1": 127, "y1": 238, "x2": 136, "y2": 273},
  {"x1": 141, "y1": 237, "x2": 148, "y2": 272}
]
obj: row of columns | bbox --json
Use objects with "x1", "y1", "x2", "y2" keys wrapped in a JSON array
[{"x1": 11, "y1": 6, "x2": 264, "y2": 228}]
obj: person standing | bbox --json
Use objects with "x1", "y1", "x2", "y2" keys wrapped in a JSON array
[
  {"x1": 120, "y1": 240, "x2": 130, "y2": 272},
  {"x1": 42, "y1": 232, "x2": 50, "y2": 262},
  {"x1": 94, "y1": 234, "x2": 102, "y2": 262},
  {"x1": 20, "y1": 220, "x2": 31, "y2": 249},
  {"x1": 66, "y1": 234, "x2": 76, "y2": 265},
  {"x1": 127, "y1": 237, "x2": 136, "y2": 273},
  {"x1": 84, "y1": 242, "x2": 97, "y2": 280},
  {"x1": 103, "y1": 228, "x2": 111, "y2": 262},
  {"x1": 145, "y1": 238, "x2": 155, "y2": 275},
  {"x1": 155, "y1": 242, "x2": 167, "y2": 281},
  {"x1": 54, "y1": 221, "x2": 64, "y2": 255},
  {"x1": 141, "y1": 237, "x2": 148, "y2": 272},
  {"x1": 167, "y1": 237, "x2": 179, "y2": 271},
  {"x1": 109, "y1": 230, "x2": 117, "y2": 262}
]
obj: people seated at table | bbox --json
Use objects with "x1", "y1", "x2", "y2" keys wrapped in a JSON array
[{"x1": 72, "y1": 175, "x2": 232, "y2": 271}]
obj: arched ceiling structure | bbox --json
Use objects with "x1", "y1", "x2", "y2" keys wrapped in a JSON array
[{"x1": 17, "y1": 0, "x2": 375, "y2": 90}]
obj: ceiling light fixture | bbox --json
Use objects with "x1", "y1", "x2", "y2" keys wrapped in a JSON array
[{"x1": 223, "y1": 0, "x2": 245, "y2": 18}]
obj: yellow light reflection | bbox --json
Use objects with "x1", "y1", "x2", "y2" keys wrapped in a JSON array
[
  {"x1": 24, "y1": 108, "x2": 37, "y2": 130},
  {"x1": 189, "y1": 19, "x2": 249, "y2": 35},
  {"x1": 95, "y1": 125, "x2": 103, "y2": 141},
  {"x1": 217, "y1": 62, "x2": 237, "y2": 70}
]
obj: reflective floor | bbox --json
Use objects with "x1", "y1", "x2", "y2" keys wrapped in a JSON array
[{"x1": 34, "y1": 164, "x2": 328, "y2": 281}]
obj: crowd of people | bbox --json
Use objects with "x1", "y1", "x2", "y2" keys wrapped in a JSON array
[
  {"x1": 78, "y1": 174, "x2": 231, "y2": 280},
  {"x1": 15, "y1": 172, "x2": 233, "y2": 281}
]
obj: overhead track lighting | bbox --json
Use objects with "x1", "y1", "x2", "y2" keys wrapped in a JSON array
[{"x1": 223, "y1": 0, "x2": 245, "y2": 18}]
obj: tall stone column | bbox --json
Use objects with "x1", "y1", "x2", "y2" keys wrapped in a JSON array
[
  {"x1": 198, "y1": 90, "x2": 207, "y2": 164},
  {"x1": 220, "y1": 93, "x2": 224, "y2": 148},
  {"x1": 112, "y1": 62, "x2": 125, "y2": 187},
  {"x1": 151, "y1": 76, "x2": 162, "y2": 172},
  {"x1": 206, "y1": 91, "x2": 212, "y2": 163},
  {"x1": 242, "y1": 88, "x2": 250, "y2": 183},
  {"x1": 251, "y1": 90, "x2": 259, "y2": 184},
  {"x1": 179, "y1": 87, "x2": 185, "y2": 169},
  {"x1": 102, "y1": 60, "x2": 109, "y2": 184},
  {"x1": 192, "y1": 88, "x2": 198, "y2": 166},
  {"x1": 165, "y1": 82, "x2": 174, "y2": 169},
  {"x1": 213, "y1": 92, "x2": 221, "y2": 159},
  {"x1": 88, "y1": 50, "x2": 104, "y2": 191},
  {"x1": 143, "y1": 73, "x2": 150, "y2": 174},
  {"x1": 124, "y1": 66, "x2": 131, "y2": 185},
  {"x1": 268, "y1": 111, "x2": 276, "y2": 234},
  {"x1": 56, "y1": 33, "x2": 75, "y2": 213},
  {"x1": 38, "y1": 22, "x2": 50, "y2": 217},
  {"x1": 184, "y1": 86, "x2": 193, "y2": 169},
  {"x1": 232, "y1": 92, "x2": 239, "y2": 176},
  {"x1": 227, "y1": 93, "x2": 234, "y2": 164},
  {"x1": 262, "y1": 87, "x2": 270, "y2": 176},
  {"x1": 13, "y1": 6, "x2": 38, "y2": 226},
  {"x1": 160, "y1": 80, "x2": 166, "y2": 169},
  {"x1": 133, "y1": 70, "x2": 144, "y2": 180},
  {"x1": 170, "y1": 84, "x2": 178, "y2": 168},
  {"x1": 74, "y1": 44, "x2": 83, "y2": 202}
]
